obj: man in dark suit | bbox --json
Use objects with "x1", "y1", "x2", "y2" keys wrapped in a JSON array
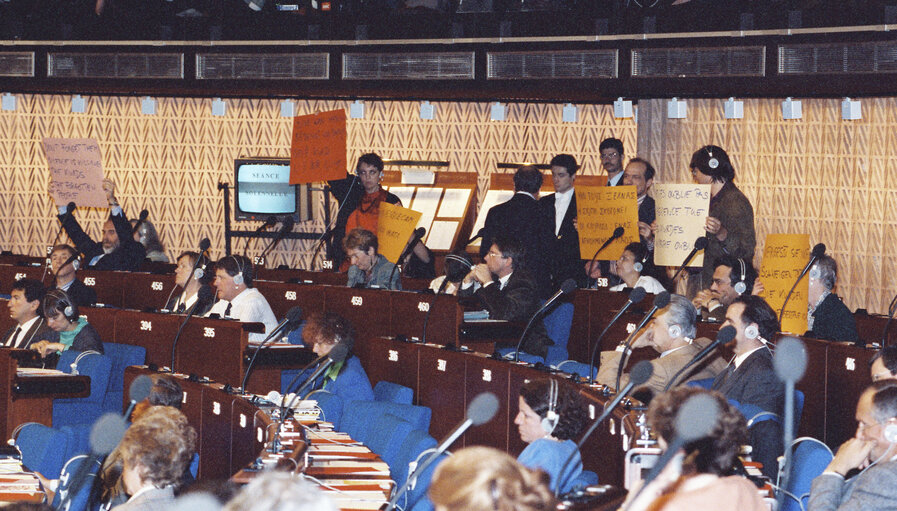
[
  {"x1": 623, "y1": 157, "x2": 656, "y2": 230},
  {"x1": 480, "y1": 166, "x2": 553, "y2": 297},
  {"x1": 49, "y1": 244, "x2": 97, "y2": 307},
  {"x1": 711, "y1": 294, "x2": 783, "y2": 479},
  {"x1": 599, "y1": 138, "x2": 625, "y2": 187},
  {"x1": 3, "y1": 279, "x2": 50, "y2": 349},
  {"x1": 806, "y1": 254, "x2": 859, "y2": 343},
  {"x1": 56, "y1": 179, "x2": 145, "y2": 271},
  {"x1": 464, "y1": 234, "x2": 553, "y2": 358},
  {"x1": 809, "y1": 380, "x2": 897, "y2": 510},
  {"x1": 540, "y1": 154, "x2": 586, "y2": 289}
]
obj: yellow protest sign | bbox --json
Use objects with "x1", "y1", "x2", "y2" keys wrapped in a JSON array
[
  {"x1": 653, "y1": 184, "x2": 712, "y2": 267},
  {"x1": 759, "y1": 234, "x2": 809, "y2": 335},
  {"x1": 575, "y1": 185, "x2": 639, "y2": 261},
  {"x1": 377, "y1": 202, "x2": 423, "y2": 264}
]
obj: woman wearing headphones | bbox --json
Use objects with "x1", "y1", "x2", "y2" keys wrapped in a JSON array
[
  {"x1": 31, "y1": 290, "x2": 103, "y2": 359},
  {"x1": 166, "y1": 251, "x2": 215, "y2": 316},
  {"x1": 514, "y1": 378, "x2": 587, "y2": 494},
  {"x1": 610, "y1": 241, "x2": 666, "y2": 294}
]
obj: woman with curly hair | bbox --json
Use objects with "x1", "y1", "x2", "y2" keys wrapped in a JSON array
[
  {"x1": 624, "y1": 387, "x2": 766, "y2": 511},
  {"x1": 429, "y1": 446, "x2": 555, "y2": 511},
  {"x1": 299, "y1": 311, "x2": 374, "y2": 402},
  {"x1": 514, "y1": 378, "x2": 587, "y2": 493}
]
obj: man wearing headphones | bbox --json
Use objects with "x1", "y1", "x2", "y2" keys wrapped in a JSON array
[
  {"x1": 596, "y1": 294, "x2": 728, "y2": 398},
  {"x1": 49, "y1": 244, "x2": 97, "y2": 307},
  {"x1": 3, "y1": 279, "x2": 50, "y2": 349},
  {"x1": 206, "y1": 255, "x2": 278, "y2": 343},
  {"x1": 809, "y1": 380, "x2": 897, "y2": 510},
  {"x1": 692, "y1": 255, "x2": 757, "y2": 323},
  {"x1": 711, "y1": 294, "x2": 783, "y2": 479},
  {"x1": 806, "y1": 254, "x2": 859, "y2": 343}
]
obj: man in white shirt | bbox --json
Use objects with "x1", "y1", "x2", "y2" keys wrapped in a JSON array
[
  {"x1": 206, "y1": 255, "x2": 278, "y2": 343},
  {"x1": 540, "y1": 154, "x2": 585, "y2": 289},
  {"x1": 3, "y1": 279, "x2": 50, "y2": 349}
]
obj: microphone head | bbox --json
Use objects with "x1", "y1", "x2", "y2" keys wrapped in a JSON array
[
  {"x1": 811, "y1": 243, "x2": 826, "y2": 258},
  {"x1": 629, "y1": 360, "x2": 654, "y2": 386},
  {"x1": 66, "y1": 202, "x2": 76, "y2": 214},
  {"x1": 415, "y1": 227, "x2": 426, "y2": 237},
  {"x1": 281, "y1": 216, "x2": 295, "y2": 230},
  {"x1": 774, "y1": 336, "x2": 808, "y2": 383},
  {"x1": 560, "y1": 278, "x2": 578, "y2": 295},
  {"x1": 89, "y1": 413, "x2": 128, "y2": 455},
  {"x1": 674, "y1": 393, "x2": 720, "y2": 443},
  {"x1": 716, "y1": 325, "x2": 737, "y2": 345},
  {"x1": 128, "y1": 375, "x2": 154, "y2": 403},
  {"x1": 265, "y1": 215, "x2": 277, "y2": 227},
  {"x1": 138, "y1": 209, "x2": 149, "y2": 221},
  {"x1": 694, "y1": 237, "x2": 709, "y2": 250},
  {"x1": 284, "y1": 306, "x2": 303, "y2": 324},
  {"x1": 467, "y1": 392, "x2": 500, "y2": 426},
  {"x1": 653, "y1": 291, "x2": 671, "y2": 309},
  {"x1": 328, "y1": 342, "x2": 350, "y2": 364},
  {"x1": 199, "y1": 238, "x2": 211, "y2": 252},
  {"x1": 612, "y1": 226, "x2": 625, "y2": 238},
  {"x1": 628, "y1": 286, "x2": 647, "y2": 304}
]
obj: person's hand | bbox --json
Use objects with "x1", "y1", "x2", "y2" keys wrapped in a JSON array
[
  {"x1": 752, "y1": 279, "x2": 765, "y2": 296},
  {"x1": 470, "y1": 264, "x2": 492, "y2": 285},
  {"x1": 692, "y1": 289, "x2": 715, "y2": 309},
  {"x1": 32, "y1": 341, "x2": 63, "y2": 358},
  {"x1": 705, "y1": 216, "x2": 728, "y2": 241},
  {"x1": 102, "y1": 179, "x2": 117, "y2": 205},
  {"x1": 631, "y1": 325, "x2": 654, "y2": 350},
  {"x1": 828, "y1": 438, "x2": 873, "y2": 475},
  {"x1": 585, "y1": 260, "x2": 601, "y2": 279},
  {"x1": 638, "y1": 221, "x2": 654, "y2": 240},
  {"x1": 572, "y1": 217, "x2": 578, "y2": 232}
]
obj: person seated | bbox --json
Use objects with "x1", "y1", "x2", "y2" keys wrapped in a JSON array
[
  {"x1": 429, "y1": 446, "x2": 556, "y2": 511},
  {"x1": 48, "y1": 244, "x2": 96, "y2": 307},
  {"x1": 297, "y1": 311, "x2": 374, "y2": 402},
  {"x1": 622, "y1": 387, "x2": 766, "y2": 511},
  {"x1": 31, "y1": 290, "x2": 103, "y2": 363},
  {"x1": 206, "y1": 255, "x2": 278, "y2": 343},
  {"x1": 429, "y1": 251, "x2": 473, "y2": 295},
  {"x1": 222, "y1": 471, "x2": 337, "y2": 511},
  {"x1": 806, "y1": 254, "x2": 859, "y2": 343},
  {"x1": 461, "y1": 234, "x2": 553, "y2": 358},
  {"x1": 344, "y1": 228, "x2": 401, "y2": 290},
  {"x1": 113, "y1": 406, "x2": 196, "y2": 511},
  {"x1": 166, "y1": 251, "x2": 214, "y2": 316},
  {"x1": 691, "y1": 256, "x2": 757, "y2": 323},
  {"x1": 514, "y1": 378, "x2": 587, "y2": 494},
  {"x1": 131, "y1": 218, "x2": 168, "y2": 263},
  {"x1": 55, "y1": 179, "x2": 145, "y2": 271},
  {"x1": 870, "y1": 346, "x2": 897, "y2": 382},
  {"x1": 3, "y1": 279, "x2": 51, "y2": 349},
  {"x1": 596, "y1": 294, "x2": 727, "y2": 399},
  {"x1": 609, "y1": 241, "x2": 666, "y2": 294}
]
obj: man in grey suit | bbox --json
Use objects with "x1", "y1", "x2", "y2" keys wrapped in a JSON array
[{"x1": 809, "y1": 380, "x2": 897, "y2": 510}]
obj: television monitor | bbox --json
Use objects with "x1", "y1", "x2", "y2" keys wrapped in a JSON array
[{"x1": 234, "y1": 157, "x2": 312, "y2": 222}]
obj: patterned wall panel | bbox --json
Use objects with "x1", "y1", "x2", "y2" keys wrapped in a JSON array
[
  {"x1": 0, "y1": 94, "x2": 635, "y2": 272},
  {"x1": 637, "y1": 97, "x2": 897, "y2": 315}
]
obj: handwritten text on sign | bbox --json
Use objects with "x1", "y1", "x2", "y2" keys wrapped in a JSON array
[
  {"x1": 575, "y1": 185, "x2": 639, "y2": 261},
  {"x1": 759, "y1": 233, "x2": 809, "y2": 335},
  {"x1": 290, "y1": 109, "x2": 347, "y2": 184},
  {"x1": 378, "y1": 202, "x2": 423, "y2": 264},
  {"x1": 42, "y1": 138, "x2": 107, "y2": 208},
  {"x1": 653, "y1": 184, "x2": 711, "y2": 267}
]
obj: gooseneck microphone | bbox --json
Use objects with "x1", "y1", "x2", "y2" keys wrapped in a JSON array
[
  {"x1": 587, "y1": 226, "x2": 625, "y2": 288},
  {"x1": 773, "y1": 336, "x2": 808, "y2": 511},
  {"x1": 44, "y1": 202, "x2": 77, "y2": 284},
  {"x1": 556, "y1": 361, "x2": 653, "y2": 495},
  {"x1": 385, "y1": 392, "x2": 500, "y2": 511},
  {"x1": 615, "y1": 292, "x2": 671, "y2": 392},
  {"x1": 165, "y1": 237, "x2": 211, "y2": 312},
  {"x1": 258, "y1": 217, "x2": 295, "y2": 266},
  {"x1": 779, "y1": 243, "x2": 826, "y2": 323},
  {"x1": 241, "y1": 306, "x2": 303, "y2": 392},
  {"x1": 243, "y1": 215, "x2": 277, "y2": 259},
  {"x1": 664, "y1": 325, "x2": 736, "y2": 391},
  {"x1": 513, "y1": 279, "x2": 577, "y2": 362},
  {"x1": 587, "y1": 287, "x2": 647, "y2": 384},
  {"x1": 669, "y1": 236, "x2": 709, "y2": 283},
  {"x1": 123, "y1": 375, "x2": 153, "y2": 420},
  {"x1": 169, "y1": 285, "x2": 215, "y2": 373},
  {"x1": 387, "y1": 227, "x2": 427, "y2": 287},
  {"x1": 130, "y1": 209, "x2": 150, "y2": 236}
]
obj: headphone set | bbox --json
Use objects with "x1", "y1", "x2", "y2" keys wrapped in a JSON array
[
  {"x1": 885, "y1": 421, "x2": 897, "y2": 444},
  {"x1": 194, "y1": 259, "x2": 208, "y2": 281},
  {"x1": 445, "y1": 254, "x2": 473, "y2": 271},
  {"x1": 231, "y1": 255, "x2": 246, "y2": 286},
  {"x1": 541, "y1": 379, "x2": 560, "y2": 436},
  {"x1": 633, "y1": 252, "x2": 649, "y2": 273},
  {"x1": 706, "y1": 146, "x2": 719, "y2": 170},
  {"x1": 47, "y1": 289, "x2": 77, "y2": 322},
  {"x1": 734, "y1": 258, "x2": 748, "y2": 295},
  {"x1": 668, "y1": 323, "x2": 682, "y2": 339}
]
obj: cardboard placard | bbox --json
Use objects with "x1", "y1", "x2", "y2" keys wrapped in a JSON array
[
  {"x1": 289, "y1": 109, "x2": 347, "y2": 184},
  {"x1": 377, "y1": 202, "x2": 423, "y2": 264},
  {"x1": 575, "y1": 185, "x2": 640, "y2": 261},
  {"x1": 653, "y1": 184, "x2": 712, "y2": 267},
  {"x1": 42, "y1": 138, "x2": 107, "y2": 208},
  {"x1": 758, "y1": 234, "x2": 810, "y2": 335}
]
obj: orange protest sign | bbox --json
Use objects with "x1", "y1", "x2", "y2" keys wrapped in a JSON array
[
  {"x1": 377, "y1": 202, "x2": 423, "y2": 264},
  {"x1": 759, "y1": 233, "x2": 810, "y2": 335},
  {"x1": 575, "y1": 185, "x2": 640, "y2": 261},
  {"x1": 42, "y1": 138, "x2": 107, "y2": 208},
  {"x1": 289, "y1": 109, "x2": 347, "y2": 184},
  {"x1": 653, "y1": 184, "x2": 712, "y2": 267}
]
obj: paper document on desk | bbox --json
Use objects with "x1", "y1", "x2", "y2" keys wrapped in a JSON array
[{"x1": 16, "y1": 368, "x2": 64, "y2": 376}]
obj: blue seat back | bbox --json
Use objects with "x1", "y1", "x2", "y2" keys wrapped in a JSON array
[
  {"x1": 374, "y1": 381, "x2": 414, "y2": 405},
  {"x1": 54, "y1": 351, "x2": 114, "y2": 427},
  {"x1": 780, "y1": 437, "x2": 833, "y2": 511},
  {"x1": 15, "y1": 423, "x2": 70, "y2": 479},
  {"x1": 366, "y1": 413, "x2": 414, "y2": 469},
  {"x1": 308, "y1": 390, "x2": 345, "y2": 430},
  {"x1": 394, "y1": 429, "x2": 437, "y2": 487},
  {"x1": 543, "y1": 302, "x2": 574, "y2": 349},
  {"x1": 406, "y1": 452, "x2": 447, "y2": 511},
  {"x1": 101, "y1": 343, "x2": 146, "y2": 414},
  {"x1": 342, "y1": 400, "x2": 431, "y2": 440},
  {"x1": 51, "y1": 454, "x2": 103, "y2": 511}
]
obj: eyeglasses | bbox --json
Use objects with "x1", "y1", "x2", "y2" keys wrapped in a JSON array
[{"x1": 601, "y1": 152, "x2": 621, "y2": 160}]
